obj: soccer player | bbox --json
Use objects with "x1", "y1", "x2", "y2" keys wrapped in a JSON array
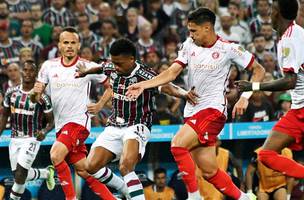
[
  {"x1": 75, "y1": 38, "x2": 197, "y2": 200},
  {"x1": 31, "y1": 27, "x2": 115, "y2": 200},
  {"x1": 127, "y1": 7, "x2": 265, "y2": 200},
  {"x1": 0, "y1": 60, "x2": 55, "y2": 200},
  {"x1": 235, "y1": 0, "x2": 304, "y2": 181}
]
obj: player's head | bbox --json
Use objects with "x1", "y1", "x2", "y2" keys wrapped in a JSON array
[
  {"x1": 187, "y1": 7, "x2": 216, "y2": 46},
  {"x1": 110, "y1": 38, "x2": 137, "y2": 75},
  {"x1": 271, "y1": 0, "x2": 298, "y2": 31},
  {"x1": 58, "y1": 27, "x2": 80, "y2": 60},
  {"x1": 153, "y1": 168, "x2": 167, "y2": 189},
  {"x1": 21, "y1": 60, "x2": 38, "y2": 83}
]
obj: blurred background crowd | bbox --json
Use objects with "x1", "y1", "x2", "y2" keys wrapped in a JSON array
[{"x1": 0, "y1": 0, "x2": 304, "y2": 199}]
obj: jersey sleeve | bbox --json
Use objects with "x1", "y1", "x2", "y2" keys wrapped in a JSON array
[
  {"x1": 3, "y1": 90, "x2": 12, "y2": 108},
  {"x1": 40, "y1": 94, "x2": 53, "y2": 113},
  {"x1": 279, "y1": 38, "x2": 301, "y2": 73},
  {"x1": 229, "y1": 43, "x2": 254, "y2": 69},
  {"x1": 86, "y1": 61, "x2": 108, "y2": 84},
  {"x1": 174, "y1": 38, "x2": 191, "y2": 68},
  {"x1": 37, "y1": 61, "x2": 49, "y2": 84}
]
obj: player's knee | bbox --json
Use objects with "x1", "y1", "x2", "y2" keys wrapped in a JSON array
[
  {"x1": 85, "y1": 160, "x2": 99, "y2": 175},
  {"x1": 119, "y1": 160, "x2": 136, "y2": 176},
  {"x1": 50, "y1": 151, "x2": 64, "y2": 166},
  {"x1": 76, "y1": 168, "x2": 89, "y2": 179},
  {"x1": 202, "y1": 168, "x2": 218, "y2": 180}
]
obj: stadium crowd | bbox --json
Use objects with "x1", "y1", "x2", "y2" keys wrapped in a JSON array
[{"x1": 0, "y1": 0, "x2": 304, "y2": 199}]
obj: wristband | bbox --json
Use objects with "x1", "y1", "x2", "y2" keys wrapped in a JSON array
[
  {"x1": 178, "y1": 87, "x2": 188, "y2": 96},
  {"x1": 252, "y1": 82, "x2": 260, "y2": 91},
  {"x1": 241, "y1": 91, "x2": 253, "y2": 99},
  {"x1": 287, "y1": 194, "x2": 291, "y2": 200}
]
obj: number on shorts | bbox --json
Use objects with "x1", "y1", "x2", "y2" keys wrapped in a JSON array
[{"x1": 29, "y1": 143, "x2": 37, "y2": 152}]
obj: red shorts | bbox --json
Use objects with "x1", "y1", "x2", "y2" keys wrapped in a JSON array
[
  {"x1": 185, "y1": 108, "x2": 226, "y2": 146},
  {"x1": 56, "y1": 122, "x2": 89, "y2": 164},
  {"x1": 272, "y1": 108, "x2": 304, "y2": 151}
]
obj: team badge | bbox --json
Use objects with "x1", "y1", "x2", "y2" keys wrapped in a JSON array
[
  {"x1": 111, "y1": 72, "x2": 118, "y2": 79},
  {"x1": 238, "y1": 46, "x2": 245, "y2": 52},
  {"x1": 212, "y1": 52, "x2": 220, "y2": 59},
  {"x1": 129, "y1": 77, "x2": 137, "y2": 84},
  {"x1": 282, "y1": 47, "x2": 290, "y2": 58}
]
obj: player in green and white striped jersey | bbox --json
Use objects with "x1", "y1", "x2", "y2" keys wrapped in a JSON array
[{"x1": 0, "y1": 60, "x2": 55, "y2": 200}]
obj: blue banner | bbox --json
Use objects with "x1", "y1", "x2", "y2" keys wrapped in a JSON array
[{"x1": 0, "y1": 122, "x2": 276, "y2": 147}]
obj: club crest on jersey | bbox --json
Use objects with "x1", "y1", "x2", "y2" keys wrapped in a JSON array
[
  {"x1": 212, "y1": 52, "x2": 220, "y2": 59},
  {"x1": 111, "y1": 72, "x2": 118, "y2": 79},
  {"x1": 129, "y1": 77, "x2": 137, "y2": 84},
  {"x1": 191, "y1": 51, "x2": 195, "y2": 57},
  {"x1": 282, "y1": 47, "x2": 290, "y2": 58}
]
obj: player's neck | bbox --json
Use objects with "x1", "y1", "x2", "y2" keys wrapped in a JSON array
[
  {"x1": 278, "y1": 20, "x2": 293, "y2": 37},
  {"x1": 22, "y1": 82, "x2": 34, "y2": 92},
  {"x1": 202, "y1": 34, "x2": 218, "y2": 48},
  {"x1": 61, "y1": 56, "x2": 79, "y2": 67}
]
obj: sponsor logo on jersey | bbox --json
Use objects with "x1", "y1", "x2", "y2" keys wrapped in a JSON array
[{"x1": 113, "y1": 92, "x2": 133, "y2": 101}]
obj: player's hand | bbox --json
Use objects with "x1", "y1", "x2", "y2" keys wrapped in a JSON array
[
  {"x1": 235, "y1": 80, "x2": 252, "y2": 92},
  {"x1": 184, "y1": 87, "x2": 199, "y2": 105},
  {"x1": 126, "y1": 82, "x2": 145, "y2": 100},
  {"x1": 31, "y1": 82, "x2": 44, "y2": 103},
  {"x1": 75, "y1": 63, "x2": 87, "y2": 78},
  {"x1": 87, "y1": 103, "x2": 102, "y2": 114},
  {"x1": 232, "y1": 97, "x2": 249, "y2": 119},
  {"x1": 35, "y1": 130, "x2": 46, "y2": 141}
]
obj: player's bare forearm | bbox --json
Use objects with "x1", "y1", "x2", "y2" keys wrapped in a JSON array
[
  {"x1": 143, "y1": 63, "x2": 183, "y2": 89},
  {"x1": 96, "y1": 87, "x2": 112, "y2": 109},
  {"x1": 160, "y1": 83, "x2": 186, "y2": 99},
  {"x1": 260, "y1": 73, "x2": 297, "y2": 91},
  {"x1": 44, "y1": 112, "x2": 54, "y2": 134},
  {"x1": 85, "y1": 67, "x2": 103, "y2": 75},
  {"x1": 250, "y1": 61, "x2": 265, "y2": 82},
  {"x1": 0, "y1": 108, "x2": 10, "y2": 136}
]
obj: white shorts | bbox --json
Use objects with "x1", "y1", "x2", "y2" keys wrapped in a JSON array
[
  {"x1": 9, "y1": 137, "x2": 41, "y2": 171},
  {"x1": 91, "y1": 124, "x2": 150, "y2": 161}
]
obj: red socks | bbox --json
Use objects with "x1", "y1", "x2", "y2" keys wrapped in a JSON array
[
  {"x1": 259, "y1": 149, "x2": 304, "y2": 178},
  {"x1": 55, "y1": 161, "x2": 76, "y2": 200},
  {"x1": 171, "y1": 147, "x2": 198, "y2": 192},
  {"x1": 86, "y1": 176, "x2": 115, "y2": 200},
  {"x1": 207, "y1": 169, "x2": 241, "y2": 199}
]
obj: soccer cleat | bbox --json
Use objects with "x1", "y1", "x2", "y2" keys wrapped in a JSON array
[{"x1": 46, "y1": 165, "x2": 55, "y2": 190}]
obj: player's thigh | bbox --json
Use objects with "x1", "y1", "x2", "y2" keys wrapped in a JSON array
[
  {"x1": 273, "y1": 187, "x2": 287, "y2": 200},
  {"x1": 191, "y1": 146, "x2": 218, "y2": 178},
  {"x1": 171, "y1": 123, "x2": 201, "y2": 150},
  {"x1": 50, "y1": 141, "x2": 69, "y2": 164},
  {"x1": 262, "y1": 130, "x2": 295, "y2": 152},
  {"x1": 9, "y1": 139, "x2": 20, "y2": 171},
  {"x1": 18, "y1": 138, "x2": 41, "y2": 170},
  {"x1": 86, "y1": 146, "x2": 115, "y2": 173},
  {"x1": 257, "y1": 191, "x2": 270, "y2": 200}
]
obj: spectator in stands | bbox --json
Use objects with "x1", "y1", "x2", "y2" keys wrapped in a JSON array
[
  {"x1": 274, "y1": 93, "x2": 292, "y2": 120},
  {"x1": 136, "y1": 23, "x2": 161, "y2": 57},
  {"x1": 169, "y1": 0, "x2": 194, "y2": 42},
  {"x1": 296, "y1": 0, "x2": 304, "y2": 27},
  {"x1": 260, "y1": 23, "x2": 277, "y2": 56},
  {"x1": 85, "y1": 0, "x2": 102, "y2": 23},
  {"x1": 228, "y1": 1, "x2": 251, "y2": 46},
  {"x1": 19, "y1": 47, "x2": 34, "y2": 66},
  {"x1": 115, "y1": 0, "x2": 130, "y2": 23},
  {"x1": 240, "y1": 91, "x2": 273, "y2": 122},
  {"x1": 2, "y1": 63, "x2": 20, "y2": 93},
  {"x1": 199, "y1": 0, "x2": 221, "y2": 31},
  {"x1": 153, "y1": 94, "x2": 182, "y2": 125},
  {"x1": 73, "y1": 0, "x2": 87, "y2": 18},
  {"x1": 145, "y1": 0, "x2": 171, "y2": 39},
  {"x1": 249, "y1": 0, "x2": 271, "y2": 34},
  {"x1": 218, "y1": 11, "x2": 241, "y2": 44},
  {"x1": 42, "y1": 0, "x2": 76, "y2": 27},
  {"x1": 91, "y1": 19, "x2": 117, "y2": 61},
  {"x1": 197, "y1": 139, "x2": 244, "y2": 200},
  {"x1": 262, "y1": 52, "x2": 282, "y2": 79},
  {"x1": 80, "y1": 46, "x2": 94, "y2": 61},
  {"x1": 15, "y1": 20, "x2": 43, "y2": 63},
  {"x1": 0, "y1": 19, "x2": 22, "y2": 66},
  {"x1": 31, "y1": 4, "x2": 53, "y2": 47},
  {"x1": 143, "y1": 47, "x2": 161, "y2": 71},
  {"x1": 168, "y1": 170, "x2": 188, "y2": 200},
  {"x1": 7, "y1": 0, "x2": 31, "y2": 21},
  {"x1": 40, "y1": 26, "x2": 62, "y2": 61},
  {"x1": 144, "y1": 167, "x2": 176, "y2": 200},
  {"x1": 162, "y1": 0, "x2": 176, "y2": 18},
  {"x1": 77, "y1": 14, "x2": 99, "y2": 48},
  {"x1": 251, "y1": 33, "x2": 267, "y2": 63},
  {"x1": 246, "y1": 147, "x2": 294, "y2": 200},
  {"x1": 89, "y1": 2, "x2": 114, "y2": 35},
  {"x1": 162, "y1": 36, "x2": 179, "y2": 62},
  {"x1": 0, "y1": 0, "x2": 20, "y2": 37}
]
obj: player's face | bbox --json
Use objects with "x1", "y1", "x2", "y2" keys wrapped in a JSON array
[
  {"x1": 154, "y1": 173, "x2": 166, "y2": 188},
  {"x1": 188, "y1": 21, "x2": 210, "y2": 46},
  {"x1": 22, "y1": 63, "x2": 36, "y2": 83},
  {"x1": 111, "y1": 54, "x2": 135, "y2": 75},
  {"x1": 58, "y1": 31, "x2": 80, "y2": 59}
]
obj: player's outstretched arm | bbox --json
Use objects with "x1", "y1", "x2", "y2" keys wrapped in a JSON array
[
  {"x1": 236, "y1": 72, "x2": 297, "y2": 92},
  {"x1": 30, "y1": 82, "x2": 46, "y2": 103},
  {"x1": 0, "y1": 107, "x2": 10, "y2": 136},
  {"x1": 36, "y1": 112, "x2": 54, "y2": 141},
  {"x1": 87, "y1": 79, "x2": 112, "y2": 114},
  {"x1": 126, "y1": 62, "x2": 184, "y2": 99},
  {"x1": 75, "y1": 63, "x2": 103, "y2": 78},
  {"x1": 232, "y1": 60, "x2": 265, "y2": 118},
  {"x1": 160, "y1": 84, "x2": 199, "y2": 105}
]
